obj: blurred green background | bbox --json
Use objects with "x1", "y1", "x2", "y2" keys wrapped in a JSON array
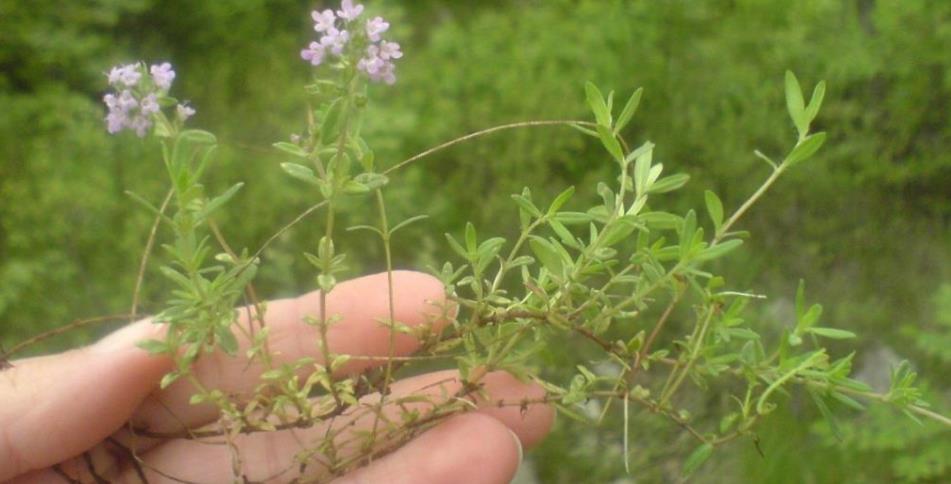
[{"x1": 1, "y1": 0, "x2": 949, "y2": 482}]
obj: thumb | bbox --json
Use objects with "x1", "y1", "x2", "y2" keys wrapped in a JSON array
[{"x1": 0, "y1": 319, "x2": 170, "y2": 481}]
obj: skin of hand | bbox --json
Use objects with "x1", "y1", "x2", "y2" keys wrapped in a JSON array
[{"x1": 0, "y1": 271, "x2": 554, "y2": 483}]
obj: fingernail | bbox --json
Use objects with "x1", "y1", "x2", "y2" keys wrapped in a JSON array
[{"x1": 508, "y1": 429, "x2": 524, "y2": 470}]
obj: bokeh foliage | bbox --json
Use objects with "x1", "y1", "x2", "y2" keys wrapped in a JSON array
[{"x1": 1, "y1": 0, "x2": 949, "y2": 481}]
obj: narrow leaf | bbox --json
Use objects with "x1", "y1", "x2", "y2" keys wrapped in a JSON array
[
  {"x1": 614, "y1": 87, "x2": 643, "y2": 134},
  {"x1": 682, "y1": 442, "x2": 714, "y2": 477},
  {"x1": 585, "y1": 81, "x2": 611, "y2": 127},
  {"x1": 704, "y1": 190, "x2": 724, "y2": 232},
  {"x1": 784, "y1": 132, "x2": 826, "y2": 167}
]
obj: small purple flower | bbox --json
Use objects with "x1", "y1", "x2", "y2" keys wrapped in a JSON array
[
  {"x1": 150, "y1": 62, "x2": 176, "y2": 91},
  {"x1": 312, "y1": 9, "x2": 336, "y2": 32},
  {"x1": 105, "y1": 110, "x2": 127, "y2": 134},
  {"x1": 130, "y1": 115, "x2": 152, "y2": 138},
  {"x1": 365, "y1": 16, "x2": 389, "y2": 42},
  {"x1": 358, "y1": 46, "x2": 397, "y2": 85},
  {"x1": 107, "y1": 64, "x2": 141, "y2": 88},
  {"x1": 300, "y1": 41, "x2": 326, "y2": 66},
  {"x1": 336, "y1": 0, "x2": 364, "y2": 21},
  {"x1": 320, "y1": 28, "x2": 350, "y2": 56},
  {"x1": 176, "y1": 103, "x2": 196, "y2": 121},
  {"x1": 378, "y1": 40, "x2": 402, "y2": 60},
  {"x1": 140, "y1": 93, "x2": 160, "y2": 116}
]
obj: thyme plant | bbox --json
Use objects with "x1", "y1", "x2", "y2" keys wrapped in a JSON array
[{"x1": 7, "y1": 2, "x2": 950, "y2": 482}]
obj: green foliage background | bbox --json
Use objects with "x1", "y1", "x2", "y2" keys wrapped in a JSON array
[{"x1": 1, "y1": 0, "x2": 949, "y2": 481}]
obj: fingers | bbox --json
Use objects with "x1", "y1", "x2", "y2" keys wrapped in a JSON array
[
  {"x1": 132, "y1": 270, "x2": 450, "y2": 434},
  {"x1": 117, "y1": 369, "x2": 554, "y2": 483},
  {"x1": 0, "y1": 319, "x2": 171, "y2": 481},
  {"x1": 332, "y1": 413, "x2": 522, "y2": 484}
]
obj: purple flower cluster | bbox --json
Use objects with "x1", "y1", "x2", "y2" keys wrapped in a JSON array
[
  {"x1": 300, "y1": 0, "x2": 402, "y2": 84},
  {"x1": 103, "y1": 62, "x2": 193, "y2": 137}
]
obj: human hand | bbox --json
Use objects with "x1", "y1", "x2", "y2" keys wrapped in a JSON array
[{"x1": 1, "y1": 271, "x2": 553, "y2": 483}]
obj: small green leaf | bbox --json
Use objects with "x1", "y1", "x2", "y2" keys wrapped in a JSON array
[
  {"x1": 633, "y1": 147, "x2": 652, "y2": 197},
  {"x1": 465, "y1": 222, "x2": 478, "y2": 254},
  {"x1": 160, "y1": 371, "x2": 181, "y2": 389},
  {"x1": 529, "y1": 236, "x2": 564, "y2": 276},
  {"x1": 785, "y1": 70, "x2": 806, "y2": 136},
  {"x1": 704, "y1": 190, "x2": 724, "y2": 232},
  {"x1": 548, "y1": 186, "x2": 576, "y2": 215},
  {"x1": 281, "y1": 162, "x2": 320, "y2": 185},
  {"x1": 695, "y1": 239, "x2": 743, "y2": 261},
  {"x1": 614, "y1": 87, "x2": 643, "y2": 135},
  {"x1": 136, "y1": 339, "x2": 168, "y2": 354},
  {"x1": 353, "y1": 172, "x2": 389, "y2": 190},
  {"x1": 445, "y1": 233, "x2": 468, "y2": 259},
  {"x1": 597, "y1": 125, "x2": 624, "y2": 164},
  {"x1": 585, "y1": 81, "x2": 611, "y2": 127},
  {"x1": 784, "y1": 132, "x2": 826, "y2": 167},
  {"x1": 203, "y1": 182, "x2": 244, "y2": 217},
  {"x1": 512, "y1": 193, "x2": 543, "y2": 219},
  {"x1": 179, "y1": 129, "x2": 217, "y2": 146},
  {"x1": 341, "y1": 180, "x2": 370, "y2": 195},
  {"x1": 569, "y1": 122, "x2": 598, "y2": 137},
  {"x1": 216, "y1": 326, "x2": 238, "y2": 355},
  {"x1": 320, "y1": 98, "x2": 343, "y2": 142},
  {"x1": 682, "y1": 442, "x2": 714, "y2": 477},
  {"x1": 273, "y1": 141, "x2": 307, "y2": 158},
  {"x1": 601, "y1": 215, "x2": 640, "y2": 247},
  {"x1": 648, "y1": 173, "x2": 690, "y2": 194},
  {"x1": 804, "y1": 80, "x2": 826, "y2": 125}
]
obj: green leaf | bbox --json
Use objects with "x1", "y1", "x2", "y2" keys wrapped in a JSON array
[
  {"x1": 784, "y1": 132, "x2": 826, "y2": 167},
  {"x1": 548, "y1": 186, "x2": 575, "y2": 215},
  {"x1": 160, "y1": 371, "x2": 181, "y2": 389},
  {"x1": 136, "y1": 339, "x2": 168, "y2": 354},
  {"x1": 341, "y1": 180, "x2": 370, "y2": 195},
  {"x1": 597, "y1": 125, "x2": 624, "y2": 164},
  {"x1": 785, "y1": 70, "x2": 806, "y2": 137},
  {"x1": 273, "y1": 141, "x2": 307, "y2": 158},
  {"x1": 601, "y1": 215, "x2": 640, "y2": 247},
  {"x1": 216, "y1": 326, "x2": 238, "y2": 355},
  {"x1": 529, "y1": 236, "x2": 564, "y2": 276},
  {"x1": 465, "y1": 222, "x2": 478, "y2": 254},
  {"x1": 640, "y1": 211, "x2": 682, "y2": 230},
  {"x1": 179, "y1": 129, "x2": 217, "y2": 146},
  {"x1": 203, "y1": 182, "x2": 243, "y2": 217},
  {"x1": 704, "y1": 190, "x2": 724, "y2": 232},
  {"x1": 808, "y1": 389, "x2": 842, "y2": 440},
  {"x1": 512, "y1": 193, "x2": 543, "y2": 219},
  {"x1": 633, "y1": 147, "x2": 652, "y2": 197},
  {"x1": 804, "y1": 80, "x2": 826, "y2": 125},
  {"x1": 614, "y1": 87, "x2": 643, "y2": 135},
  {"x1": 682, "y1": 442, "x2": 714, "y2": 477},
  {"x1": 679, "y1": 210, "x2": 697, "y2": 258},
  {"x1": 798, "y1": 303, "x2": 823, "y2": 331},
  {"x1": 320, "y1": 98, "x2": 343, "y2": 143},
  {"x1": 648, "y1": 173, "x2": 690, "y2": 194},
  {"x1": 585, "y1": 81, "x2": 611, "y2": 127},
  {"x1": 695, "y1": 239, "x2": 743, "y2": 261},
  {"x1": 353, "y1": 172, "x2": 389, "y2": 190},
  {"x1": 807, "y1": 327, "x2": 857, "y2": 339},
  {"x1": 281, "y1": 162, "x2": 320, "y2": 185},
  {"x1": 569, "y1": 122, "x2": 598, "y2": 137},
  {"x1": 445, "y1": 233, "x2": 468, "y2": 259}
]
